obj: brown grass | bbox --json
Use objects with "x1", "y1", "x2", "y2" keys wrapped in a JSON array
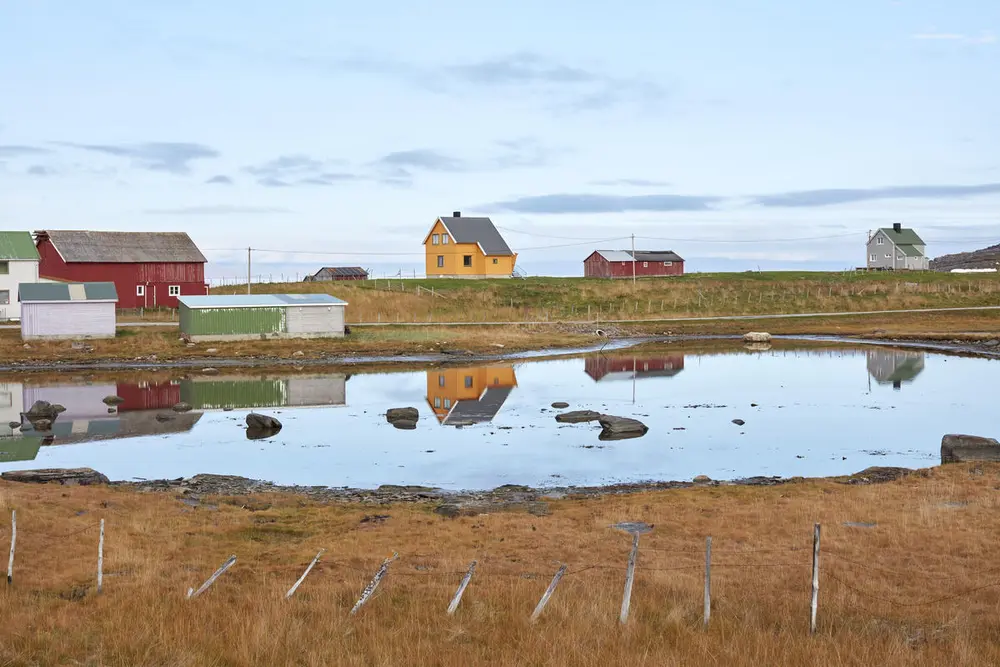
[{"x1": 2, "y1": 465, "x2": 1000, "y2": 665}]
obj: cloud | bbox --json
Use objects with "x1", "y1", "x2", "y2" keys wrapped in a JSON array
[
  {"x1": 591, "y1": 178, "x2": 672, "y2": 188},
  {"x1": 0, "y1": 145, "x2": 51, "y2": 158},
  {"x1": 243, "y1": 154, "x2": 358, "y2": 187},
  {"x1": 371, "y1": 139, "x2": 559, "y2": 184},
  {"x1": 751, "y1": 183, "x2": 1000, "y2": 207},
  {"x1": 56, "y1": 141, "x2": 219, "y2": 174},
  {"x1": 488, "y1": 193, "x2": 721, "y2": 214},
  {"x1": 144, "y1": 205, "x2": 292, "y2": 215},
  {"x1": 911, "y1": 31, "x2": 996, "y2": 44},
  {"x1": 205, "y1": 174, "x2": 234, "y2": 185},
  {"x1": 27, "y1": 165, "x2": 55, "y2": 176},
  {"x1": 375, "y1": 149, "x2": 467, "y2": 172}
]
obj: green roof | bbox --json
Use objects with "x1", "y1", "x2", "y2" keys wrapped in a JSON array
[
  {"x1": 18, "y1": 282, "x2": 118, "y2": 302},
  {"x1": 878, "y1": 227, "x2": 925, "y2": 246},
  {"x1": 898, "y1": 244, "x2": 924, "y2": 257},
  {"x1": 0, "y1": 232, "x2": 40, "y2": 261}
]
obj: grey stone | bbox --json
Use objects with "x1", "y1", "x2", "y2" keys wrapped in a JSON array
[
  {"x1": 984, "y1": 340, "x2": 1000, "y2": 347},
  {"x1": 732, "y1": 419, "x2": 746, "y2": 426},
  {"x1": 292, "y1": 350, "x2": 305, "y2": 357},
  {"x1": 554, "y1": 410, "x2": 603, "y2": 424},
  {"x1": 23, "y1": 400, "x2": 60, "y2": 421},
  {"x1": 391, "y1": 419, "x2": 417, "y2": 430},
  {"x1": 172, "y1": 402, "x2": 193, "y2": 413},
  {"x1": 50, "y1": 404, "x2": 67, "y2": 414},
  {"x1": 1, "y1": 468, "x2": 110, "y2": 486},
  {"x1": 386, "y1": 407, "x2": 419, "y2": 424},
  {"x1": 7, "y1": 422, "x2": 20, "y2": 430},
  {"x1": 246, "y1": 413, "x2": 282, "y2": 430},
  {"x1": 693, "y1": 475, "x2": 712, "y2": 484},
  {"x1": 205, "y1": 348, "x2": 218, "y2": 354},
  {"x1": 598, "y1": 415, "x2": 649, "y2": 441},
  {"x1": 201, "y1": 367, "x2": 220, "y2": 375},
  {"x1": 551, "y1": 402, "x2": 570, "y2": 409},
  {"x1": 155, "y1": 413, "x2": 176, "y2": 422},
  {"x1": 102, "y1": 395, "x2": 125, "y2": 406},
  {"x1": 246, "y1": 427, "x2": 281, "y2": 441},
  {"x1": 31, "y1": 419, "x2": 53, "y2": 431},
  {"x1": 743, "y1": 332, "x2": 772, "y2": 343},
  {"x1": 941, "y1": 434, "x2": 1000, "y2": 463}
]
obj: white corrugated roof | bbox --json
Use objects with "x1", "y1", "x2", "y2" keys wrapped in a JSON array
[
  {"x1": 594, "y1": 250, "x2": 635, "y2": 262},
  {"x1": 178, "y1": 294, "x2": 347, "y2": 309}
]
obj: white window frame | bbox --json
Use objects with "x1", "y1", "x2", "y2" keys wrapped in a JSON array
[
  {"x1": 0, "y1": 290, "x2": 9, "y2": 305},
  {"x1": 885, "y1": 253, "x2": 891, "y2": 259},
  {"x1": 434, "y1": 397, "x2": 441, "y2": 408},
  {"x1": 870, "y1": 254, "x2": 877, "y2": 261},
  {"x1": 664, "y1": 261, "x2": 672, "y2": 266},
  {"x1": 642, "y1": 261, "x2": 648, "y2": 268},
  {"x1": 442, "y1": 235, "x2": 449, "y2": 244},
  {"x1": 443, "y1": 399, "x2": 451, "y2": 409},
  {"x1": 432, "y1": 234, "x2": 439, "y2": 245},
  {"x1": 168, "y1": 285, "x2": 180, "y2": 297},
  {"x1": 136, "y1": 284, "x2": 145, "y2": 297},
  {"x1": 876, "y1": 237, "x2": 884, "y2": 245}
]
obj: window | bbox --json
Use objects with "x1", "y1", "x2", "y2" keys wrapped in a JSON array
[
  {"x1": 876, "y1": 237, "x2": 884, "y2": 245},
  {"x1": 437, "y1": 255, "x2": 444, "y2": 268},
  {"x1": 664, "y1": 261, "x2": 673, "y2": 266},
  {"x1": 463, "y1": 255, "x2": 472, "y2": 267},
  {"x1": 492, "y1": 258, "x2": 498, "y2": 264},
  {"x1": 443, "y1": 399, "x2": 451, "y2": 409},
  {"x1": 621, "y1": 262, "x2": 627, "y2": 266},
  {"x1": 438, "y1": 374, "x2": 445, "y2": 387},
  {"x1": 885, "y1": 253, "x2": 891, "y2": 259},
  {"x1": 432, "y1": 234, "x2": 439, "y2": 245},
  {"x1": 136, "y1": 285, "x2": 145, "y2": 297},
  {"x1": 493, "y1": 377, "x2": 500, "y2": 385},
  {"x1": 0, "y1": 290, "x2": 8, "y2": 305},
  {"x1": 434, "y1": 397, "x2": 441, "y2": 408},
  {"x1": 642, "y1": 262, "x2": 648, "y2": 268},
  {"x1": 870, "y1": 254, "x2": 877, "y2": 261},
  {"x1": 0, "y1": 261, "x2": 8, "y2": 275},
  {"x1": 442, "y1": 235, "x2": 449, "y2": 244},
  {"x1": 168, "y1": 285, "x2": 180, "y2": 297},
  {"x1": 464, "y1": 376, "x2": 473, "y2": 388}
]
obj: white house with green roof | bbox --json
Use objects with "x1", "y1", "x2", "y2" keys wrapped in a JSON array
[
  {"x1": 866, "y1": 223, "x2": 929, "y2": 271},
  {"x1": 0, "y1": 231, "x2": 41, "y2": 321}
]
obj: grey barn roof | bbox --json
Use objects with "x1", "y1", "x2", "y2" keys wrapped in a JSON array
[
  {"x1": 36, "y1": 230, "x2": 207, "y2": 263},
  {"x1": 312, "y1": 266, "x2": 368, "y2": 278},
  {"x1": 631, "y1": 250, "x2": 684, "y2": 262},
  {"x1": 443, "y1": 387, "x2": 514, "y2": 425},
  {"x1": 436, "y1": 217, "x2": 514, "y2": 256},
  {"x1": 19, "y1": 282, "x2": 118, "y2": 302}
]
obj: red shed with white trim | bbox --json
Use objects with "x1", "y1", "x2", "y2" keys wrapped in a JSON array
[{"x1": 583, "y1": 250, "x2": 685, "y2": 278}]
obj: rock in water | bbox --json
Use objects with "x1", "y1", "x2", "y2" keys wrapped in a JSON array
[
  {"x1": 31, "y1": 419, "x2": 53, "y2": 431},
  {"x1": 941, "y1": 434, "x2": 1000, "y2": 463},
  {"x1": 50, "y1": 404, "x2": 67, "y2": 414},
  {"x1": 246, "y1": 427, "x2": 281, "y2": 440},
  {"x1": 554, "y1": 410, "x2": 603, "y2": 424},
  {"x1": 743, "y1": 332, "x2": 772, "y2": 343},
  {"x1": 598, "y1": 415, "x2": 649, "y2": 441},
  {"x1": 202, "y1": 368, "x2": 220, "y2": 375},
  {"x1": 103, "y1": 395, "x2": 125, "y2": 406},
  {"x1": 155, "y1": 413, "x2": 176, "y2": 422},
  {"x1": 391, "y1": 419, "x2": 418, "y2": 430},
  {"x1": 386, "y1": 407, "x2": 419, "y2": 425},
  {"x1": 23, "y1": 400, "x2": 59, "y2": 421},
  {"x1": 732, "y1": 419, "x2": 746, "y2": 426},
  {"x1": 1, "y1": 468, "x2": 110, "y2": 485},
  {"x1": 172, "y1": 402, "x2": 193, "y2": 413},
  {"x1": 551, "y1": 402, "x2": 570, "y2": 409},
  {"x1": 246, "y1": 413, "x2": 282, "y2": 430},
  {"x1": 7, "y1": 422, "x2": 20, "y2": 430}
]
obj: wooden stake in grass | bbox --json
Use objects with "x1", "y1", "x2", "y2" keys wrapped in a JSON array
[
  {"x1": 96, "y1": 519, "x2": 105, "y2": 594},
  {"x1": 7, "y1": 509, "x2": 15, "y2": 585},
  {"x1": 285, "y1": 549, "x2": 325, "y2": 599},
  {"x1": 446, "y1": 560, "x2": 477, "y2": 615},
  {"x1": 620, "y1": 534, "x2": 640, "y2": 624},
  {"x1": 704, "y1": 536, "x2": 712, "y2": 629},
  {"x1": 530, "y1": 564, "x2": 567, "y2": 621},
  {"x1": 350, "y1": 552, "x2": 398, "y2": 616},
  {"x1": 810, "y1": 523, "x2": 821, "y2": 635},
  {"x1": 187, "y1": 555, "x2": 237, "y2": 599}
]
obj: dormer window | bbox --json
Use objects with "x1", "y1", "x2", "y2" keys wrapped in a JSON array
[{"x1": 876, "y1": 237, "x2": 884, "y2": 245}]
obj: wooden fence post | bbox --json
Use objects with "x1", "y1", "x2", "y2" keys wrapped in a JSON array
[
  {"x1": 286, "y1": 549, "x2": 325, "y2": 599},
  {"x1": 7, "y1": 510, "x2": 15, "y2": 585},
  {"x1": 187, "y1": 555, "x2": 237, "y2": 599},
  {"x1": 530, "y1": 564, "x2": 567, "y2": 621},
  {"x1": 810, "y1": 523, "x2": 821, "y2": 635},
  {"x1": 704, "y1": 536, "x2": 712, "y2": 629},
  {"x1": 350, "y1": 553, "x2": 398, "y2": 616},
  {"x1": 97, "y1": 519, "x2": 105, "y2": 594},
  {"x1": 446, "y1": 560, "x2": 477, "y2": 615},
  {"x1": 620, "y1": 534, "x2": 640, "y2": 624}
]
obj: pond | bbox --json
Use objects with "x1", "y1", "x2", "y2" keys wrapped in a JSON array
[{"x1": 0, "y1": 343, "x2": 994, "y2": 490}]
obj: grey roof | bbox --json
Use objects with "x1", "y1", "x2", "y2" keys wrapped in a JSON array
[
  {"x1": 312, "y1": 267, "x2": 368, "y2": 278},
  {"x1": 898, "y1": 244, "x2": 924, "y2": 258},
  {"x1": 36, "y1": 230, "x2": 207, "y2": 263},
  {"x1": 18, "y1": 282, "x2": 118, "y2": 303},
  {"x1": 593, "y1": 250, "x2": 635, "y2": 262},
  {"x1": 436, "y1": 217, "x2": 514, "y2": 256},
  {"x1": 178, "y1": 294, "x2": 347, "y2": 309},
  {"x1": 443, "y1": 387, "x2": 514, "y2": 425},
  {"x1": 877, "y1": 227, "x2": 925, "y2": 247},
  {"x1": 592, "y1": 250, "x2": 684, "y2": 262}
]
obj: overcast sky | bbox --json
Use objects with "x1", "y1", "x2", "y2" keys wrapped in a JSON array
[{"x1": 1, "y1": 1, "x2": 998, "y2": 276}]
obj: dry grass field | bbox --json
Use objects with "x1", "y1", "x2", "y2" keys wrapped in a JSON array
[{"x1": 2, "y1": 464, "x2": 1000, "y2": 666}]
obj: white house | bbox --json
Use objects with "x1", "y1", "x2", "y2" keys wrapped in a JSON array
[
  {"x1": 0, "y1": 231, "x2": 40, "y2": 321},
  {"x1": 866, "y1": 224, "x2": 929, "y2": 271}
]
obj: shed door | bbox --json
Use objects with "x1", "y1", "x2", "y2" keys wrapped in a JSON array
[{"x1": 286, "y1": 306, "x2": 341, "y2": 334}]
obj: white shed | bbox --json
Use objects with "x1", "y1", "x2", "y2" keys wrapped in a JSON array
[{"x1": 19, "y1": 282, "x2": 118, "y2": 340}]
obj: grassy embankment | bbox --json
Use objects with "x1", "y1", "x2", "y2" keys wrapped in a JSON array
[{"x1": 2, "y1": 464, "x2": 1000, "y2": 665}]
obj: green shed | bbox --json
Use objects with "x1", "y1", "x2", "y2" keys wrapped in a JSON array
[{"x1": 177, "y1": 294, "x2": 348, "y2": 341}]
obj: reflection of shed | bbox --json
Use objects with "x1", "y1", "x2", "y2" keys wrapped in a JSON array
[
  {"x1": 866, "y1": 350, "x2": 925, "y2": 389},
  {"x1": 585, "y1": 356, "x2": 685, "y2": 382},
  {"x1": 426, "y1": 366, "x2": 517, "y2": 425},
  {"x1": 0, "y1": 381, "x2": 24, "y2": 438},
  {"x1": 180, "y1": 374, "x2": 347, "y2": 409}
]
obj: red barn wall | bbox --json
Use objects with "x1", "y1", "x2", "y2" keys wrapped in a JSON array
[
  {"x1": 585, "y1": 254, "x2": 684, "y2": 279},
  {"x1": 583, "y1": 254, "x2": 611, "y2": 278},
  {"x1": 37, "y1": 238, "x2": 207, "y2": 308},
  {"x1": 115, "y1": 381, "x2": 182, "y2": 411}
]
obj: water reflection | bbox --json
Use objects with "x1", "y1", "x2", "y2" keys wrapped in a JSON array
[
  {"x1": 585, "y1": 355, "x2": 685, "y2": 382},
  {"x1": 425, "y1": 365, "x2": 517, "y2": 425},
  {"x1": 866, "y1": 349, "x2": 926, "y2": 390}
]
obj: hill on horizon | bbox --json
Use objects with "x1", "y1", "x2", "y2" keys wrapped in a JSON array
[{"x1": 930, "y1": 243, "x2": 1000, "y2": 272}]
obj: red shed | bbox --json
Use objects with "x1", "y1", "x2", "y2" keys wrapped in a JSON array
[
  {"x1": 34, "y1": 230, "x2": 208, "y2": 309},
  {"x1": 583, "y1": 250, "x2": 684, "y2": 278}
]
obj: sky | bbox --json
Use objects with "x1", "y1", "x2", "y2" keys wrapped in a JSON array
[{"x1": 1, "y1": 1, "x2": 999, "y2": 279}]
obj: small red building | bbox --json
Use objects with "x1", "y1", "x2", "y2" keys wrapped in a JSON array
[
  {"x1": 585, "y1": 355, "x2": 685, "y2": 381},
  {"x1": 304, "y1": 266, "x2": 369, "y2": 281},
  {"x1": 583, "y1": 250, "x2": 684, "y2": 278},
  {"x1": 34, "y1": 230, "x2": 208, "y2": 309}
]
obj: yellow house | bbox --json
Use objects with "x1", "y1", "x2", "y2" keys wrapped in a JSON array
[
  {"x1": 426, "y1": 365, "x2": 518, "y2": 425},
  {"x1": 423, "y1": 211, "x2": 518, "y2": 278}
]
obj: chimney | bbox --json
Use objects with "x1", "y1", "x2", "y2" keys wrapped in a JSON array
[
  {"x1": 453, "y1": 211, "x2": 461, "y2": 218},
  {"x1": 893, "y1": 222, "x2": 902, "y2": 233}
]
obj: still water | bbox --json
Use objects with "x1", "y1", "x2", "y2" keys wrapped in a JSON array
[{"x1": 0, "y1": 345, "x2": 994, "y2": 490}]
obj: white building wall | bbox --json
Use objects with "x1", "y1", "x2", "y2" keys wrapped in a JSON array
[
  {"x1": 0, "y1": 260, "x2": 39, "y2": 321},
  {"x1": 0, "y1": 382, "x2": 25, "y2": 437},
  {"x1": 21, "y1": 302, "x2": 117, "y2": 340},
  {"x1": 286, "y1": 305, "x2": 345, "y2": 335}
]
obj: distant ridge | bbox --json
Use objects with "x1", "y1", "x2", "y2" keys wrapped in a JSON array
[{"x1": 930, "y1": 243, "x2": 1000, "y2": 272}]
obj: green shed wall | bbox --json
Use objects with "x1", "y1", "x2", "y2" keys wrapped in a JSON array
[
  {"x1": 180, "y1": 305, "x2": 286, "y2": 336},
  {"x1": 180, "y1": 378, "x2": 288, "y2": 409}
]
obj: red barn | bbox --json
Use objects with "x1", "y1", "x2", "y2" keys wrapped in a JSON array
[
  {"x1": 585, "y1": 355, "x2": 685, "y2": 381},
  {"x1": 583, "y1": 250, "x2": 684, "y2": 278},
  {"x1": 34, "y1": 230, "x2": 208, "y2": 309}
]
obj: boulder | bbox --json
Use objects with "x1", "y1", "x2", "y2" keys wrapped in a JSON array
[
  {"x1": 155, "y1": 413, "x2": 176, "y2": 422},
  {"x1": 292, "y1": 350, "x2": 305, "y2": 358},
  {"x1": 743, "y1": 332, "x2": 772, "y2": 343},
  {"x1": 172, "y1": 402, "x2": 193, "y2": 413},
  {"x1": 23, "y1": 400, "x2": 60, "y2": 421},
  {"x1": 246, "y1": 427, "x2": 281, "y2": 440},
  {"x1": 744, "y1": 342, "x2": 772, "y2": 352},
  {"x1": 391, "y1": 419, "x2": 417, "y2": 430},
  {"x1": 598, "y1": 415, "x2": 649, "y2": 441},
  {"x1": 386, "y1": 407, "x2": 419, "y2": 425},
  {"x1": 50, "y1": 404, "x2": 67, "y2": 414},
  {"x1": 103, "y1": 395, "x2": 125, "y2": 406},
  {"x1": 246, "y1": 413, "x2": 282, "y2": 430},
  {"x1": 941, "y1": 434, "x2": 1000, "y2": 463},
  {"x1": 205, "y1": 348, "x2": 218, "y2": 354},
  {"x1": 555, "y1": 410, "x2": 603, "y2": 424},
  {"x1": 31, "y1": 419, "x2": 53, "y2": 431},
  {"x1": 551, "y1": 402, "x2": 570, "y2": 409},
  {"x1": 693, "y1": 475, "x2": 712, "y2": 484},
  {"x1": 1, "y1": 468, "x2": 110, "y2": 486},
  {"x1": 202, "y1": 368, "x2": 220, "y2": 375},
  {"x1": 732, "y1": 419, "x2": 746, "y2": 426},
  {"x1": 7, "y1": 422, "x2": 20, "y2": 430}
]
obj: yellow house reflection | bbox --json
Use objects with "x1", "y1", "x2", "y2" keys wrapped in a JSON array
[{"x1": 426, "y1": 365, "x2": 518, "y2": 425}]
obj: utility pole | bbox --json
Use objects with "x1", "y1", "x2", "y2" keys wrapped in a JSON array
[
  {"x1": 247, "y1": 247, "x2": 252, "y2": 295},
  {"x1": 631, "y1": 233, "x2": 636, "y2": 287}
]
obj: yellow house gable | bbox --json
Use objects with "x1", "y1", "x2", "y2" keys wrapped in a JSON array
[{"x1": 423, "y1": 215, "x2": 517, "y2": 278}]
